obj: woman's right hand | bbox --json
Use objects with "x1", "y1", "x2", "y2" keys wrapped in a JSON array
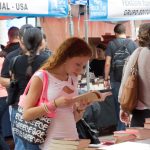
[{"x1": 54, "y1": 96, "x2": 74, "y2": 108}]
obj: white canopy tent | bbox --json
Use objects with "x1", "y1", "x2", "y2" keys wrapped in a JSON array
[
  {"x1": 89, "y1": 0, "x2": 150, "y2": 21},
  {"x1": 1, "y1": 0, "x2": 150, "y2": 91},
  {"x1": 0, "y1": 0, "x2": 68, "y2": 18}
]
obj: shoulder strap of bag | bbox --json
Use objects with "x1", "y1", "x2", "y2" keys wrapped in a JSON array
[
  {"x1": 23, "y1": 70, "x2": 48, "y2": 103},
  {"x1": 10, "y1": 55, "x2": 21, "y2": 74},
  {"x1": 113, "y1": 39, "x2": 130, "y2": 51},
  {"x1": 10, "y1": 55, "x2": 20, "y2": 79},
  {"x1": 38, "y1": 70, "x2": 48, "y2": 103},
  {"x1": 131, "y1": 47, "x2": 142, "y2": 70}
]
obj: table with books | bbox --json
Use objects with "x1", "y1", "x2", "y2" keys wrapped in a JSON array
[
  {"x1": 84, "y1": 125, "x2": 150, "y2": 150},
  {"x1": 78, "y1": 77, "x2": 105, "y2": 92}
]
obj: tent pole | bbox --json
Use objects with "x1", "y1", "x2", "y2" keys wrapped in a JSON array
[
  {"x1": 25, "y1": 17, "x2": 28, "y2": 24},
  {"x1": 130, "y1": 20, "x2": 136, "y2": 40},
  {"x1": 84, "y1": 5, "x2": 90, "y2": 91},
  {"x1": 68, "y1": 3, "x2": 74, "y2": 37}
]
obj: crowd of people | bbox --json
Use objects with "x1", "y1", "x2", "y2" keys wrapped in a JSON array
[
  {"x1": 0, "y1": 24, "x2": 110, "y2": 150},
  {"x1": 0, "y1": 22, "x2": 150, "y2": 150}
]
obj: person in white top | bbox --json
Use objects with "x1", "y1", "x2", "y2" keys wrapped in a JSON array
[
  {"x1": 21, "y1": 37, "x2": 110, "y2": 150},
  {"x1": 119, "y1": 23, "x2": 150, "y2": 127}
]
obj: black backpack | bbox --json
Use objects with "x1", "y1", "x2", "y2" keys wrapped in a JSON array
[{"x1": 112, "y1": 40, "x2": 131, "y2": 82}]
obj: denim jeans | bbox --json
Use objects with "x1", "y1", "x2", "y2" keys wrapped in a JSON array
[
  {"x1": 11, "y1": 105, "x2": 40, "y2": 150},
  {"x1": 0, "y1": 97, "x2": 10, "y2": 150},
  {"x1": 110, "y1": 81, "x2": 126, "y2": 131}
]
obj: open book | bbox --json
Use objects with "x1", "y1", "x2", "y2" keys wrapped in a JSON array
[
  {"x1": 72, "y1": 91, "x2": 111, "y2": 122},
  {"x1": 73, "y1": 91, "x2": 101, "y2": 104}
]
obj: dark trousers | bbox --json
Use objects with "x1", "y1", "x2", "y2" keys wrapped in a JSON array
[
  {"x1": 131, "y1": 109, "x2": 150, "y2": 127},
  {"x1": 0, "y1": 97, "x2": 10, "y2": 150},
  {"x1": 111, "y1": 81, "x2": 126, "y2": 130}
]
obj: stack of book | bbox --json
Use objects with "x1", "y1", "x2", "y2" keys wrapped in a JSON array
[
  {"x1": 113, "y1": 130, "x2": 137, "y2": 143},
  {"x1": 144, "y1": 118, "x2": 150, "y2": 129},
  {"x1": 113, "y1": 127, "x2": 150, "y2": 143},
  {"x1": 48, "y1": 139, "x2": 90, "y2": 150}
]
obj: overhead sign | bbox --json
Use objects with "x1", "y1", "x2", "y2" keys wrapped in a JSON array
[
  {"x1": 0, "y1": 0, "x2": 68, "y2": 17},
  {"x1": 89, "y1": 0, "x2": 150, "y2": 21},
  {"x1": 71, "y1": 0, "x2": 88, "y2": 5}
]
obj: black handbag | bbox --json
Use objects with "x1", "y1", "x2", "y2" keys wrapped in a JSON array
[
  {"x1": 12, "y1": 70, "x2": 52, "y2": 144},
  {"x1": 77, "y1": 118, "x2": 100, "y2": 144},
  {"x1": 6, "y1": 56, "x2": 20, "y2": 105},
  {"x1": 13, "y1": 106, "x2": 51, "y2": 144}
]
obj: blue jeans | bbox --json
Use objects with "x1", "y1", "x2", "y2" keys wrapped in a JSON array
[
  {"x1": 11, "y1": 105, "x2": 40, "y2": 150},
  {"x1": 110, "y1": 81, "x2": 126, "y2": 131},
  {"x1": 0, "y1": 97, "x2": 10, "y2": 150}
]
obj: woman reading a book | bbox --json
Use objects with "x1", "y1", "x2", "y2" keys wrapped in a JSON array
[
  {"x1": 20, "y1": 37, "x2": 111, "y2": 150},
  {"x1": 119, "y1": 23, "x2": 150, "y2": 127}
]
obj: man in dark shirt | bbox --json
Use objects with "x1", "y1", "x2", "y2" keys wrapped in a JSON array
[
  {"x1": 2, "y1": 26, "x2": 20, "y2": 57},
  {"x1": 0, "y1": 25, "x2": 31, "y2": 99},
  {"x1": 104, "y1": 24, "x2": 138, "y2": 131},
  {"x1": 0, "y1": 25, "x2": 51, "y2": 86},
  {"x1": 0, "y1": 24, "x2": 49, "y2": 150},
  {"x1": 0, "y1": 24, "x2": 33, "y2": 150}
]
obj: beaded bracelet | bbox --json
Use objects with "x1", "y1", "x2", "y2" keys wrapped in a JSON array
[
  {"x1": 46, "y1": 101, "x2": 56, "y2": 112},
  {"x1": 53, "y1": 99, "x2": 57, "y2": 108},
  {"x1": 42, "y1": 103, "x2": 49, "y2": 113}
]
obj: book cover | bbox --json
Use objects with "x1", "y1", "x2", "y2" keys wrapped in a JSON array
[
  {"x1": 145, "y1": 118, "x2": 150, "y2": 124},
  {"x1": 113, "y1": 129, "x2": 139, "y2": 143},
  {"x1": 144, "y1": 123, "x2": 150, "y2": 129},
  {"x1": 73, "y1": 91, "x2": 101, "y2": 104},
  {"x1": 49, "y1": 143, "x2": 77, "y2": 150},
  {"x1": 114, "y1": 130, "x2": 135, "y2": 136},
  {"x1": 114, "y1": 134, "x2": 136, "y2": 143},
  {"x1": 51, "y1": 139, "x2": 79, "y2": 146},
  {"x1": 126, "y1": 127, "x2": 150, "y2": 140},
  {"x1": 49, "y1": 139, "x2": 79, "y2": 150},
  {"x1": 49, "y1": 139, "x2": 90, "y2": 150}
]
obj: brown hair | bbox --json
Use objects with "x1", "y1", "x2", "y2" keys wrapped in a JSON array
[
  {"x1": 41, "y1": 37, "x2": 92, "y2": 71},
  {"x1": 8, "y1": 26, "x2": 19, "y2": 38},
  {"x1": 114, "y1": 24, "x2": 126, "y2": 34},
  {"x1": 138, "y1": 23, "x2": 150, "y2": 48}
]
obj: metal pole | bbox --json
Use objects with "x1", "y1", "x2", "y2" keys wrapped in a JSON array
[
  {"x1": 130, "y1": 20, "x2": 136, "y2": 40},
  {"x1": 68, "y1": 3, "x2": 74, "y2": 37},
  {"x1": 84, "y1": 5, "x2": 90, "y2": 91},
  {"x1": 25, "y1": 17, "x2": 28, "y2": 24}
]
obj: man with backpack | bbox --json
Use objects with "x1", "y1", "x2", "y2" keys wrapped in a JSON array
[{"x1": 104, "y1": 24, "x2": 138, "y2": 130}]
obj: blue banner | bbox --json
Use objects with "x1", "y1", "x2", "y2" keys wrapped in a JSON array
[
  {"x1": 48, "y1": 0, "x2": 68, "y2": 17},
  {"x1": 0, "y1": 0, "x2": 68, "y2": 18},
  {"x1": 89, "y1": 0, "x2": 150, "y2": 21},
  {"x1": 89, "y1": 0, "x2": 108, "y2": 21},
  {"x1": 71, "y1": 0, "x2": 88, "y2": 5}
]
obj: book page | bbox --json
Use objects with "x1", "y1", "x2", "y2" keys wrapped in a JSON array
[{"x1": 73, "y1": 91, "x2": 101, "y2": 104}]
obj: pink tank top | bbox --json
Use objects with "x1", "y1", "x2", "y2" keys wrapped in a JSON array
[{"x1": 34, "y1": 71, "x2": 79, "y2": 150}]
